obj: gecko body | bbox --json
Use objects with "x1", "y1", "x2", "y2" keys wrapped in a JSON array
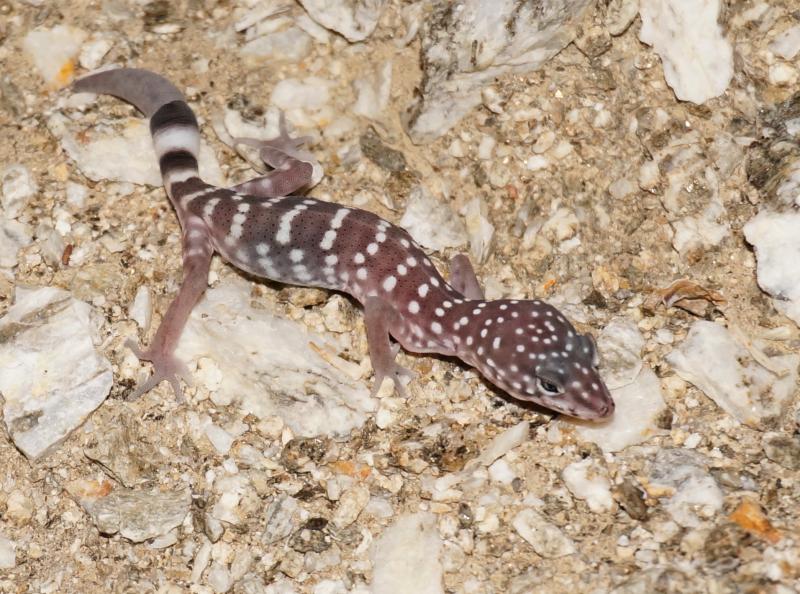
[{"x1": 73, "y1": 68, "x2": 614, "y2": 420}]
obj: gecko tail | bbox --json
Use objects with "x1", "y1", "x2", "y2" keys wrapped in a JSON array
[{"x1": 73, "y1": 67, "x2": 201, "y2": 189}]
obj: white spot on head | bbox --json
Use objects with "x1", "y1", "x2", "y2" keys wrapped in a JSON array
[
  {"x1": 472, "y1": 308, "x2": 481, "y2": 315},
  {"x1": 480, "y1": 328, "x2": 488, "y2": 338},
  {"x1": 477, "y1": 346, "x2": 485, "y2": 356},
  {"x1": 400, "y1": 238, "x2": 410, "y2": 248},
  {"x1": 290, "y1": 249, "x2": 304, "y2": 263},
  {"x1": 354, "y1": 252, "x2": 365, "y2": 264},
  {"x1": 256, "y1": 243, "x2": 270, "y2": 256},
  {"x1": 397, "y1": 264, "x2": 408, "y2": 275},
  {"x1": 466, "y1": 336, "x2": 474, "y2": 346},
  {"x1": 406, "y1": 256, "x2": 417, "y2": 267},
  {"x1": 443, "y1": 300, "x2": 452, "y2": 308},
  {"x1": 408, "y1": 300, "x2": 420, "y2": 313},
  {"x1": 459, "y1": 316, "x2": 468, "y2": 325},
  {"x1": 357, "y1": 268, "x2": 368, "y2": 280},
  {"x1": 516, "y1": 345, "x2": 525, "y2": 353},
  {"x1": 418, "y1": 283, "x2": 429, "y2": 298},
  {"x1": 325, "y1": 254, "x2": 338, "y2": 265},
  {"x1": 383, "y1": 276, "x2": 397, "y2": 291},
  {"x1": 493, "y1": 337, "x2": 501, "y2": 349},
  {"x1": 435, "y1": 307, "x2": 445, "y2": 317},
  {"x1": 499, "y1": 304, "x2": 508, "y2": 310},
  {"x1": 430, "y1": 277, "x2": 440, "y2": 287},
  {"x1": 303, "y1": 199, "x2": 317, "y2": 205},
  {"x1": 367, "y1": 243, "x2": 379, "y2": 255},
  {"x1": 376, "y1": 232, "x2": 387, "y2": 243},
  {"x1": 515, "y1": 328, "x2": 523, "y2": 335},
  {"x1": 237, "y1": 202, "x2": 251, "y2": 213}
]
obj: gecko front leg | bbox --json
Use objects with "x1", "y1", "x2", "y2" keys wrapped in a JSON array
[
  {"x1": 127, "y1": 216, "x2": 213, "y2": 401},
  {"x1": 363, "y1": 296, "x2": 415, "y2": 398},
  {"x1": 449, "y1": 254, "x2": 484, "y2": 300}
]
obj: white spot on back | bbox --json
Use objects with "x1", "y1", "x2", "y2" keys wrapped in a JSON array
[
  {"x1": 354, "y1": 252, "x2": 365, "y2": 264},
  {"x1": 431, "y1": 321, "x2": 442, "y2": 334},
  {"x1": 383, "y1": 276, "x2": 397, "y2": 291},
  {"x1": 418, "y1": 283, "x2": 429, "y2": 298},
  {"x1": 325, "y1": 254, "x2": 338, "y2": 265},
  {"x1": 320, "y1": 229, "x2": 337, "y2": 250},
  {"x1": 290, "y1": 249, "x2": 304, "y2": 263},
  {"x1": 357, "y1": 268, "x2": 368, "y2": 280},
  {"x1": 397, "y1": 264, "x2": 407, "y2": 275},
  {"x1": 367, "y1": 243, "x2": 379, "y2": 255},
  {"x1": 276, "y1": 208, "x2": 302, "y2": 244},
  {"x1": 408, "y1": 300, "x2": 420, "y2": 313},
  {"x1": 331, "y1": 208, "x2": 350, "y2": 229}
]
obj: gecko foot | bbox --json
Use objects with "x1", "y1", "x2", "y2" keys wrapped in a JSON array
[
  {"x1": 233, "y1": 113, "x2": 313, "y2": 170},
  {"x1": 370, "y1": 344, "x2": 416, "y2": 399},
  {"x1": 125, "y1": 339, "x2": 192, "y2": 403}
]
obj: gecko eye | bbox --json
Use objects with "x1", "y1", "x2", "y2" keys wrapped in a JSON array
[{"x1": 536, "y1": 377, "x2": 563, "y2": 396}]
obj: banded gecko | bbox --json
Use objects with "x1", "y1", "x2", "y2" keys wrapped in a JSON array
[{"x1": 72, "y1": 68, "x2": 614, "y2": 420}]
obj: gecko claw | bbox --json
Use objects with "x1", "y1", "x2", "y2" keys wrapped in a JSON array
[{"x1": 125, "y1": 339, "x2": 191, "y2": 403}]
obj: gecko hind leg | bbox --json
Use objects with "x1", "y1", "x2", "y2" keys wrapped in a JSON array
[
  {"x1": 126, "y1": 222, "x2": 212, "y2": 402},
  {"x1": 229, "y1": 113, "x2": 320, "y2": 198},
  {"x1": 363, "y1": 296, "x2": 416, "y2": 398}
]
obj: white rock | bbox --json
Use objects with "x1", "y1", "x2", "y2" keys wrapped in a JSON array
[
  {"x1": 461, "y1": 197, "x2": 494, "y2": 263},
  {"x1": 525, "y1": 155, "x2": 549, "y2": 171},
  {"x1": 23, "y1": 25, "x2": 87, "y2": 87},
  {"x1": 639, "y1": 0, "x2": 732, "y2": 103},
  {"x1": 192, "y1": 541, "x2": 213, "y2": 583},
  {"x1": 768, "y1": 63, "x2": 798, "y2": 86},
  {"x1": 406, "y1": 0, "x2": 593, "y2": 143},
  {"x1": 2, "y1": 165, "x2": 37, "y2": 219},
  {"x1": 271, "y1": 78, "x2": 331, "y2": 111},
  {"x1": 49, "y1": 113, "x2": 225, "y2": 188},
  {"x1": 298, "y1": 0, "x2": 386, "y2": 42},
  {"x1": 176, "y1": 279, "x2": 376, "y2": 437},
  {"x1": 371, "y1": 512, "x2": 443, "y2": 594},
  {"x1": 0, "y1": 534, "x2": 15, "y2": 569},
  {"x1": 205, "y1": 424, "x2": 235, "y2": 455},
  {"x1": 207, "y1": 563, "x2": 233, "y2": 593},
  {"x1": 512, "y1": 509, "x2": 575, "y2": 558},
  {"x1": 0, "y1": 286, "x2": 113, "y2": 459},
  {"x1": 79, "y1": 37, "x2": 113, "y2": 70},
  {"x1": 487, "y1": 458, "x2": 516, "y2": 484},
  {"x1": 313, "y1": 580, "x2": 348, "y2": 594},
  {"x1": 65, "y1": 181, "x2": 88, "y2": 208},
  {"x1": 477, "y1": 135, "x2": 496, "y2": 160},
  {"x1": 399, "y1": 186, "x2": 467, "y2": 252},
  {"x1": 769, "y1": 25, "x2": 800, "y2": 60},
  {"x1": 607, "y1": 178, "x2": 636, "y2": 200},
  {"x1": 596, "y1": 317, "x2": 645, "y2": 389},
  {"x1": 128, "y1": 285, "x2": 152, "y2": 332},
  {"x1": 570, "y1": 367, "x2": 666, "y2": 452},
  {"x1": 562, "y1": 458, "x2": 614, "y2": 513},
  {"x1": 241, "y1": 27, "x2": 313, "y2": 63},
  {"x1": 332, "y1": 484, "x2": 370, "y2": 528},
  {"x1": 777, "y1": 158, "x2": 800, "y2": 206},
  {"x1": 0, "y1": 219, "x2": 33, "y2": 269},
  {"x1": 262, "y1": 495, "x2": 300, "y2": 545},
  {"x1": 671, "y1": 200, "x2": 729, "y2": 256},
  {"x1": 647, "y1": 448, "x2": 723, "y2": 527},
  {"x1": 666, "y1": 320, "x2": 799, "y2": 427},
  {"x1": 473, "y1": 421, "x2": 529, "y2": 468},
  {"x1": 353, "y1": 60, "x2": 392, "y2": 119}
]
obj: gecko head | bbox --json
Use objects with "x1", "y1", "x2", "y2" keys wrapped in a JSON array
[{"x1": 457, "y1": 300, "x2": 614, "y2": 420}]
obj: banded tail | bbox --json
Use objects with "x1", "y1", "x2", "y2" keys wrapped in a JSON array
[{"x1": 73, "y1": 68, "x2": 201, "y2": 192}]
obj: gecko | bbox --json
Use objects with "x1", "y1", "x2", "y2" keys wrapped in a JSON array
[{"x1": 72, "y1": 68, "x2": 614, "y2": 420}]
